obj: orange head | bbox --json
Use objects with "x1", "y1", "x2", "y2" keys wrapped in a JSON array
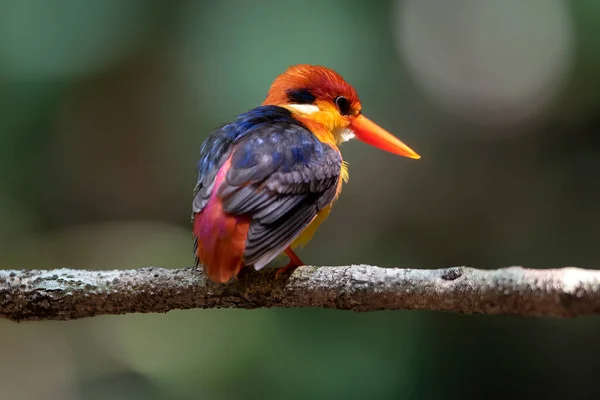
[{"x1": 262, "y1": 64, "x2": 420, "y2": 159}]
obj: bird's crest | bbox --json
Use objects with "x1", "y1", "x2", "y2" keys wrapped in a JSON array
[{"x1": 263, "y1": 64, "x2": 361, "y2": 114}]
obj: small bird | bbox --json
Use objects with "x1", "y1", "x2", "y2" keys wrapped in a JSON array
[{"x1": 192, "y1": 64, "x2": 420, "y2": 283}]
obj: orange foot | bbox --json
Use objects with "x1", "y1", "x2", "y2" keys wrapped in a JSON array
[{"x1": 275, "y1": 247, "x2": 304, "y2": 279}]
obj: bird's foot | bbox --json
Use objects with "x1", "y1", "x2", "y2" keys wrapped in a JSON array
[{"x1": 275, "y1": 247, "x2": 304, "y2": 279}]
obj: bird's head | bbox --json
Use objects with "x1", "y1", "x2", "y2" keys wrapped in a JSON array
[{"x1": 262, "y1": 64, "x2": 420, "y2": 159}]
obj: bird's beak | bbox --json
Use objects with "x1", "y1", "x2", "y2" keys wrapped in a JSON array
[{"x1": 350, "y1": 114, "x2": 420, "y2": 159}]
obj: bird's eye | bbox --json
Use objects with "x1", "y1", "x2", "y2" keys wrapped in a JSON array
[{"x1": 335, "y1": 96, "x2": 351, "y2": 115}]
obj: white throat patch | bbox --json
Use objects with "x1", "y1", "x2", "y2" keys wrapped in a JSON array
[{"x1": 339, "y1": 128, "x2": 356, "y2": 142}]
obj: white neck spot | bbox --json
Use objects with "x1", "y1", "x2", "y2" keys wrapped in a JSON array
[{"x1": 285, "y1": 104, "x2": 320, "y2": 115}]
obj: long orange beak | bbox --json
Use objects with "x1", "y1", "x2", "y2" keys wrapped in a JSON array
[{"x1": 350, "y1": 114, "x2": 420, "y2": 159}]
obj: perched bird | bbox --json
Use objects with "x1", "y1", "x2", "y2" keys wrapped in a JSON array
[{"x1": 192, "y1": 64, "x2": 420, "y2": 283}]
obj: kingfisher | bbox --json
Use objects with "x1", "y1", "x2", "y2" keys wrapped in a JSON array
[{"x1": 192, "y1": 64, "x2": 420, "y2": 283}]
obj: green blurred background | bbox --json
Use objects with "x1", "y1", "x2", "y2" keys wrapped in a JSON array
[{"x1": 1, "y1": 0, "x2": 599, "y2": 399}]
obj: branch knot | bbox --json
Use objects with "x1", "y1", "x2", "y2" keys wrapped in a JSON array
[{"x1": 441, "y1": 267, "x2": 463, "y2": 281}]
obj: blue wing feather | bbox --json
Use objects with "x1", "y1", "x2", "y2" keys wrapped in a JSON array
[
  {"x1": 192, "y1": 105, "x2": 341, "y2": 269},
  {"x1": 193, "y1": 106, "x2": 306, "y2": 214}
]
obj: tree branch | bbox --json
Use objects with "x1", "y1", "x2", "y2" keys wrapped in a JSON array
[{"x1": 1, "y1": 265, "x2": 599, "y2": 322}]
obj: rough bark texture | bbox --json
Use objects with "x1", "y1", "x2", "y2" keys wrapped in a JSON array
[{"x1": 1, "y1": 265, "x2": 599, "y2": 322}]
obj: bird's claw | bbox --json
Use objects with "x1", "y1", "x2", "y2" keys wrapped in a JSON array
[
  {"x1": 276, "y1": 247, "x2": 304, "y2": 279},
  {"x1": 275, "y1": 262, "x2": 302, "y2": 279}
]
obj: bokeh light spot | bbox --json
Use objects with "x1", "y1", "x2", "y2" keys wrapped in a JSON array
[{"x1": 395, "y1": 0, "x2": 575, "y2": 127}]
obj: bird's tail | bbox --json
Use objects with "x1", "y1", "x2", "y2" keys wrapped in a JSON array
[{"x1": 193, "y1": 161, "x2": 251, "y2": 283}]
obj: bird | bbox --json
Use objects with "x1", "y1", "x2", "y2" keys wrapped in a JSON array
[{"x1": 192, "y1": 64, "x2": 420, "y2": 284}]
